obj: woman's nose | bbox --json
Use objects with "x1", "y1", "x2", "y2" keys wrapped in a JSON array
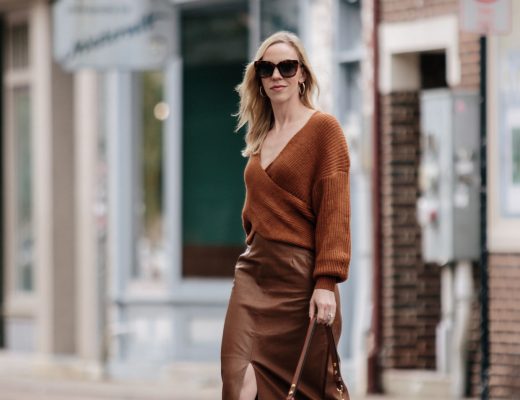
[{"x1": 271, "y1": 66, "x2": 282, "y2": 79}]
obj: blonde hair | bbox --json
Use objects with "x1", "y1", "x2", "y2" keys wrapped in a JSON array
[{"x1": 234, "y1": 31, "x2": 319, "y2": 157}]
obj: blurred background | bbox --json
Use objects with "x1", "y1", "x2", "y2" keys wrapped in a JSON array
[{"x1": 0, "y1": 0, "x2": 518, "y2": 399}]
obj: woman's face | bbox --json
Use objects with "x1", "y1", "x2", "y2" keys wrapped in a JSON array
[{"x1": 259, "y1": 42, "x2": 305, "y2": 104}]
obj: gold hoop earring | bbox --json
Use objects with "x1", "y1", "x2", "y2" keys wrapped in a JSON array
[
  {"x1": 259, "y1": 86, "x2": 266, "y2": 98},
  {"x1": 299, "y1": 82, "x2": 306, "y2": 96}
]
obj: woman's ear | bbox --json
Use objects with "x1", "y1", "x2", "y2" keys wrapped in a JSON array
[{"x1": 299, "y1": 66, "x2": 307, "y2": 84}]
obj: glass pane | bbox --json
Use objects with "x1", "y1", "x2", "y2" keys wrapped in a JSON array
[
  {"x1": 260, "y1": 0, "x2": 299, "y2": 39},
  {"x1": 9, "y1": 23, "x2": 29, "y2": 69},
  {"x1": 181, "y1": 5, "x2": 249, "y2": 277},
  {"x1": 513, "y1": 127, "x2": 520, "y2": 184},
  {"x1": 14, "y1": 87, "x2": 33, "y2": 292},
  {"x1": 134, "y1": 71, "x2": 166, "y2": 286},
  {"x1": 337, "y1": 62, "x2": 361, "y2": 125},
  {"x1": 338, "y1": 0, "x2": 362, "y2": 54},
  {"x1": 182, "y1": 5, "x2": 248, "y2": 66}
]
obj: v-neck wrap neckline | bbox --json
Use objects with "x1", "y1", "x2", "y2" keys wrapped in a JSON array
[
  {"x1": 241, "y1": 110, "x2": 351, "y2": 292},
  {"x1": 258, "y1": 110, "x2": 320, "y2": 172}
]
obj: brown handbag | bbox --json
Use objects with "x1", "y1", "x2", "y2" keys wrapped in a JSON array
[{"x1": 286, "y1": 316, "x2": 348, "y2": 400}]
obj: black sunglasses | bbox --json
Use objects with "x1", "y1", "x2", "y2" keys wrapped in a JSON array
[{"x1": 254, "y1": 59, "x2": 301, "y2": 78}]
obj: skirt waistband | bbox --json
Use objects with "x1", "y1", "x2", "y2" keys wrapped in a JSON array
[{"x1": 248, "y1": 231, "x2": 315, "y2": 259}]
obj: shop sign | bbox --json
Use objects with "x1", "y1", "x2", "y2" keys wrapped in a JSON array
[
  {"x1": 53, "y1": 0, "x2": 175, "y2": 70},
  {"x1": 459, "y1": 0, "x2": 511, "y2": 34}
]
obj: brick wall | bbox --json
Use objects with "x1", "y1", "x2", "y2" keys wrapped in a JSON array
[
  {"x1": 468, "y1": 263, "x2": 482, "y2": 398},
  {"x1": 378, "y1": 3, "x2": 482, "y2": 397},
  {"x1": 488, "y1": 254, "x2": 520, "y2": 399},
  {"x1": 380, "y1": 0, "x2": 481, "y2": 91},
  {"x1": 380, "y1": 92, "x2": 441, "y2": 369},
  {"x1": 458, "y1": 30, "x2": 481, "y2": 89},
  {"x1": 381, "y1": 0, "x2": 458, "y2": 23}
]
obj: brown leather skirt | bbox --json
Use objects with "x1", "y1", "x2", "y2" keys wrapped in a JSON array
[{"x1": 221, "y1": 232, "x2": 343, "y2": 400}]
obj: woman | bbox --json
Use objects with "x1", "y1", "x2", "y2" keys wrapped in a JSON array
[{"x1": 221, "y1": 31, "x2": 351, "y2": 400}]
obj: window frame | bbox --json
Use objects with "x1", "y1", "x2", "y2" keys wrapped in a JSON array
[{"x1": 3, "y1": 9, "x2": 37, "y2": 317}]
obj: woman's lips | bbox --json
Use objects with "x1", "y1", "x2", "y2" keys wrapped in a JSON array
[{"x1": 271, "y1": 85, "x2": 286, "y2": 91}]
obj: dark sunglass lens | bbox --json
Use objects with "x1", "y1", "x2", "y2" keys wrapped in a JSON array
[
  {"x1": 278, "y1": 61, "x2": 298, "y2": 77},
  {"x1": 256, "y1": 62, "x2": 274, "y2": 78}
]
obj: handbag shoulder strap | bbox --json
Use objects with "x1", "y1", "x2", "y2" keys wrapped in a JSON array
[
  {"x1": 286, "y1": 317, "x2": 317, "y2": 399},
  {"x1": 286, "y1": 317, "x2": 346, "y2": 400},
  {"x1": 326, "y1": 323, "x2": 347, "y2": 397}
]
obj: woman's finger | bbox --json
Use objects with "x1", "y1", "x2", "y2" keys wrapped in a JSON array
[
  {"x1": 309, "y1": 296, "x2": 316, "y2": 319},
  {"x1": 318, "y1": 302, "x2": 330, "y2": 325},
  {"x1": 328, "y1": 305, "x2": 336, "y2": 326},
  {"x1": 316, "y1": 302, "x2": 324, "y2": 324}
]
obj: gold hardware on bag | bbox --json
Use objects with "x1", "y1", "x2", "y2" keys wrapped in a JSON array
[
  {"x1": 288, "y1": 383, "x2": 296, "y2": 395},
  {"x1": 287, "y1": 383, "x2": 296, "y2": 399},
  {"x1": 285, "y1": 317, "x2": 349, "y2": 399},
  {"x1": 337, "y1": 384, "x2": 345, "y2": 399}
]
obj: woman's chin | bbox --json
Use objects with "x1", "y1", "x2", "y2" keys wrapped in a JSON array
[{"x1": 268, "y1": 93, "x2": 295, "y2": 104}]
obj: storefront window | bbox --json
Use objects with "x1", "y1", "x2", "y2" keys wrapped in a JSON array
[
  {"x1": 260, "y1": 0, "x2": 299, "y2": 39},
  {"x1": 14, "y1": 87, "x2": 33, "y2": 292},
  {"x1": 133, "y1": 71, "x2": 167, "y2": 285}
]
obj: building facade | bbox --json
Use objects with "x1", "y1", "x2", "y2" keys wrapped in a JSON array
[
  {"x1": 373, "y1": 0, "x2": 519, "y2": 399},
  {"x1": 4, "y1": 0, "x2": 517, "y2": 398},
  {"x1": 0, "y1": 0, "x2": 374, "y2": 396},
  {"x1": 374, "y1": 0, "x2": 482, "y2": 397},
  {"x1": 486, "y1": 2, "x2": 520, "y2": 397}
]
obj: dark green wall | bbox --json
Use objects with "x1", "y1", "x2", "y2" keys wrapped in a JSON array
[{"x1": 182, "y1": 63, "x2": 247, "y2": 246}]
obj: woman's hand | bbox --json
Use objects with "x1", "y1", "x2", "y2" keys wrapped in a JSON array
[{"x1": 309, "y1": 288, "x2": 336, "y2": 326}]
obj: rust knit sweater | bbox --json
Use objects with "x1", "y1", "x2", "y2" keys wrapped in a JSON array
[{"x1": 241, "y1": 111, "x2": 351, "y2": 291}]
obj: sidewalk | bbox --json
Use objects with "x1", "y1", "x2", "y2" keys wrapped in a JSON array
[
  {"x1": 0, "y1": 376, "x2": 452, "y2": 400},
  {"x1": 0, "y1": 373, "x2": 442, "y2": 400},
  {"x1": 0, "y1": 360, "x2": 451, "y2": 400}
]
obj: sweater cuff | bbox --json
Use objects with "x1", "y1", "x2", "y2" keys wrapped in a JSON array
[{"x1": 315, "y1": 276, "x2": 337, "y2": 291}]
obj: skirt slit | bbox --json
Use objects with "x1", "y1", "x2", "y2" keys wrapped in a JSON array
[{"x1": 221, "y1": 232, "x2": 344, "y2": 399}]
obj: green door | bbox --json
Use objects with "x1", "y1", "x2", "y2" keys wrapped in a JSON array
[{"x1": 181, "y1": 4, "x2": 248, "y2": 277}]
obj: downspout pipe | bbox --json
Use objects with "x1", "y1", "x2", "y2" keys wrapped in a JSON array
[
  {"x1": 0, "y1": 17, "x2": 4, "y2": 349},
  {"x1": 479, "y1": 35, "x2": 490, "y2": 400},
  {"x1": 367, "y1": 0, "x2": 381, "y2": 393}
]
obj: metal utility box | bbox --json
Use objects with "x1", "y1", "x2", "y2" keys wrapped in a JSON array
[{"x1": 417, "y1": 90, "x2": 480, "y2": 264}]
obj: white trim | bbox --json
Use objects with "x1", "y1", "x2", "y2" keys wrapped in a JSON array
[
  {"x1": 3, "y1": 292, "x2": 36, "y2": 318},
  {"x1": 31, "y1": 0, "x2": 53, "y2": 354},
  {"x1": 75, "y1": 70, "x2": 103, "y2": 361},
  {"x1": 4, "y1": 70, "x2": 32, "y2": 86},
  {"x1": 487, "y1": 26, "x2": 520, "y2": 252},
  {"x1": 379, "y1": 15, "x2": 461, "y2": 94},
  {"x1": 111, "y1": 279, "x2": 233, "y2": 306},
  {"x1": 106, "y1": 71, "x2": 138, "y2": 298},
  {"x1": 163, "y1": 21, "x2": 183, "y2": 291}
]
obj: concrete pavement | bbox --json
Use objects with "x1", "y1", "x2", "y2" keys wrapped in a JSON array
[
  {"x1": 0, "y1": 375, "x2": 453, "y2": 400},
  {"x1": 0, "y1": 360, "x2": 453, "y2": 400},
  {"x1": 0, "y1": 373, "x2": 432, "y2": 400}
]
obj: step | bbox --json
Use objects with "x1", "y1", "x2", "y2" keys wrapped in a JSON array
[{"x1": 382, "y1": 369, "x2": 452, "y2": 399}]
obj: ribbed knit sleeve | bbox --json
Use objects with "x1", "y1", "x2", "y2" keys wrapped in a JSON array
[{"x1": 311, "y1": 117, "x2": 351, "y2": 291}]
